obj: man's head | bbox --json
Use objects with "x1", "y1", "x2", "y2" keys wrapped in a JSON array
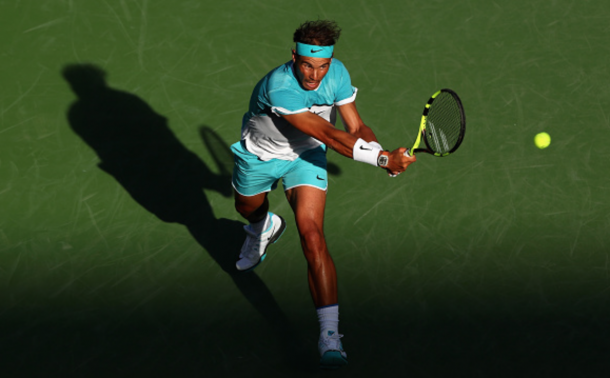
[{"x1": 292, "y1": 20, "x2": 341, "y2": 91}]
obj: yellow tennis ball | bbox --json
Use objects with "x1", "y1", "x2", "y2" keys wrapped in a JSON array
[{"x1": 534, "y1": 132, "x2": 551, "y2": 149}]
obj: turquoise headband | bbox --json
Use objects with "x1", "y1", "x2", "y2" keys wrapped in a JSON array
[{"x1": 295, "y1": 42, "x2": 334, "y2": 58}]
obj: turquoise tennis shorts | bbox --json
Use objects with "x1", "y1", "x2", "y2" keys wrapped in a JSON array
[{"x1": 231, "y1": 140, "x2": 328, "y2": 196}]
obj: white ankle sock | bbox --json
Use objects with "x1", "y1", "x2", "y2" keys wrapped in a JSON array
[
  {"x1": 317, "y1": 304, "x2": 339, "y2": 335},
  {"x1": 250, "y1": 213, "x2": 271, "y2": 234}
]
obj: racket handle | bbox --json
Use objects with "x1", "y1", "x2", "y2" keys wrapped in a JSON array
[{"x1": 388, "y1": 148, "x2": 411, "y2": 177}]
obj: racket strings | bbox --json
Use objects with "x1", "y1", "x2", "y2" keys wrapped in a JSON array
[{"x1": 425, "y1": 92, "x2": 463, "y2": 154}]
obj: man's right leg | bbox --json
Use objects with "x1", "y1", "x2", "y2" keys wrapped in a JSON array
[
  {"x1": 234, "y1": 190, "x2": 269, "y2": 224},
  {"x1": 231, "y1": 140, "x2": 287, "y2": 272}
]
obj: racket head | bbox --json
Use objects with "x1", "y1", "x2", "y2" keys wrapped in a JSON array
[{"x1": 411, "y1": 88, "x2": 466, "y2": 157}]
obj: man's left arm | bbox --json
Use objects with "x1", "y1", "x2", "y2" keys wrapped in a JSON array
[
  {"x1": 337, "y1": 101, "x2": 415, "y2": 175},
  {"x1": 336, "y1": 102, "x2": 379, "y2": 144}
]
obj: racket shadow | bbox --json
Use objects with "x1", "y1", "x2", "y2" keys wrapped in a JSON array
[{"x1": 62, "y1": 63, "x2": 308, "y2": 373}]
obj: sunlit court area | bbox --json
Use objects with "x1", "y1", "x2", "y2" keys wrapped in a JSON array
[{"x1": 1, "y1": 1, "x2": 609, "y2": 377}]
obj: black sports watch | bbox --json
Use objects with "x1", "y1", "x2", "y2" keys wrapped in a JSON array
[{"x1": 377, "y1": 152, "x2": 389, "y2": 167}]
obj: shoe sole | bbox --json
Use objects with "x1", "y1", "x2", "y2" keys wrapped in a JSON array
[
  {"x1": 241, "y1": 215, "x2": 287, "y2": 273},
  {"x1": 319, "y1": 351, "x2": 348, "y2": 369}
]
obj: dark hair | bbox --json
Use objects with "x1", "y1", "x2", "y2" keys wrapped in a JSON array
[{"x1": 293, "y1": 20, "x2": 341, "y2": 46}]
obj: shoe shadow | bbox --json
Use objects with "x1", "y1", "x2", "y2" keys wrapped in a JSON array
[{"x1": 62, "y1": 63, "x2": 309, "y2": 372}]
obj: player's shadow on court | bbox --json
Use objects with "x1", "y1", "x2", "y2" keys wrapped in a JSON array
[{"x1": 62, "y1": 63, "x2": 314, "y2": 372}]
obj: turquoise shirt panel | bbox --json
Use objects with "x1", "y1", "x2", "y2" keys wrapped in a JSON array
[
  {"x1": 240, "y1": 58, "x2": 357, "y2": 161},
  {"x1": 250, "y1": 59, "x2": 355, "y2": 117}
]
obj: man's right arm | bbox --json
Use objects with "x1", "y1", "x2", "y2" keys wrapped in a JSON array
[
  {"x1": 281, "y1": 111, "x2": 358, "y2": 158},
  {"x1": 281, "y1": 112, "x2": 414, "y2": 175}
]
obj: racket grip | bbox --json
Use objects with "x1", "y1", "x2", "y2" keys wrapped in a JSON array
[{"x1": 404, "y1": 148, "x2": 411, "y2": 157}]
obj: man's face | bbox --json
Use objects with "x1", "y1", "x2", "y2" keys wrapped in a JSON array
[{"x1": 292, "y1": 51, "x2": 332, "y2": 91}]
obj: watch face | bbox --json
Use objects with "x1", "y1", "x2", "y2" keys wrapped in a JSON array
[{"x1": 378, "y1": 155, "x2": 389, "y2": 167}]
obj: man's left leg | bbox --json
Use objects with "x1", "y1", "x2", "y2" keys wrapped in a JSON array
[{"x1": 285, "y1": 186, "x2": 347, "y2": 368}]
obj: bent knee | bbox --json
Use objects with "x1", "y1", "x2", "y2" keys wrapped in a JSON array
[
  {"x1": 299, "y1": 228, "x2": 327, "y2": 255},
  {"x1": 234, "y1": 203, "x2": 248, "y2": 219},
  {"x1": 234, "y1": 201, "x2": 251, "y2": 216},
  {"x1": 234, "y1": 196, "x2": 263, "y2": 218}
]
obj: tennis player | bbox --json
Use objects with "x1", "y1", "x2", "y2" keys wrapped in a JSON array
[{"x1": 231, "y1": 20, "x2": 416, "y2": 368}]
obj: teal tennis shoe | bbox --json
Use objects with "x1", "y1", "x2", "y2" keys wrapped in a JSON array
[
  {"x1": 319, "y1": 330, "x2": 348, "y2": 369},
  {"x1": 236, "y1": 213, "x2": 286, "y2": 272}
]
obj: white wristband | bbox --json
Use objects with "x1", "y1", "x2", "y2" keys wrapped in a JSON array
[
  {"x1": 353, "y1": 138, "x2": 382, "y2": 166},
  {"x1": 369, "y1": 141, "x2": 383, "y2": 150}
]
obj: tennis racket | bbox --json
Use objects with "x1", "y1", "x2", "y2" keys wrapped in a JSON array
[{"x1": 405, "y1": 88, "x2": 466, "y2": 157}]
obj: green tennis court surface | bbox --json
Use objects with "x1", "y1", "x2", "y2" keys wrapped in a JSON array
[{"x1": 1, "y1": 1, "x2": 609, "y2": 377}]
